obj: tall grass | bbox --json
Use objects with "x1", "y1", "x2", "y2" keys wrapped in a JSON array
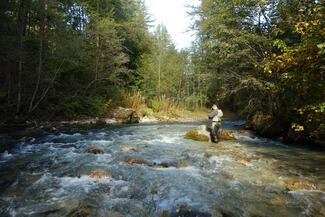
[
  {"x1": 122, "y1": 92, "x2": 206, "y2": 118},
  {"x1": 122, "y1": 91, "x2": 146, "y2": 112},
  {"x1": 150, "y1": 95, "x2": 179, "y2": 113}
]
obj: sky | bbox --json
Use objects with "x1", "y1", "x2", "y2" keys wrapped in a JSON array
[{"x1": 144, "y1": 0, "x2": 200, "y2": 50}]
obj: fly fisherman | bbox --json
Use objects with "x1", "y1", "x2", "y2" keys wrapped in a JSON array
[{"x1": 208, "y1": 104, "x2": 223, "y2": 143}]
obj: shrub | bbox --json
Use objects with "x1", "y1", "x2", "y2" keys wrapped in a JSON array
[
  {"x1": 149, "y1": 95, "x2": 178, "y2": 113},
  {"x1": 292, "y1": 103, "x2": 325, "y2": 141},
  {"x1": 47, "y1": 96, "x2": 108, "y2": 120},
  {"x1": 122, "y1": 91, "x2": 146, "y2": 112}
]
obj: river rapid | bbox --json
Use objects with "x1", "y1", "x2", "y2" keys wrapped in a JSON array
[{"x1": 0, "y1": 120, "x2": 324, "y2": 217}]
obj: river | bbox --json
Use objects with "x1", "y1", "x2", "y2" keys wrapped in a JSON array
[{"x1": 0, "y1": 120, "x2": 324, "y2": 217}]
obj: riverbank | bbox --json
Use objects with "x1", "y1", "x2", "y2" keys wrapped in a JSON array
[
  {"x1": 0, "y1": 107, "x2": 245, "y2": 140},
  {"x1": 0, "y1": 108, "x2": 209, "y2": 151},
  {"x1": 0, "y1": 108, "x2": 209, "y2": 131}
]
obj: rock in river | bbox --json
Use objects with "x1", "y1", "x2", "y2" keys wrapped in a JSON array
[
  {"x1": 85, "y1": 147, "x2": 104, "y2": 154},
  {"x1": 286, "y1": 181, "x2": 317, "y2": 191},
  {"x1": 185, "y1": 125, "x2": 235, "y2": 142},
  {"x1": 218, "y1": 129, "x2": 235, "y2": 140},
  {"x1": 185, "y1": 125, "x2": 211, "y2": 142},
  {"x1": 89, "y1": 169, "x2": 111, "y2": 179},
  {"x1": 113, "y1": 107, "x2": 140, "y2": 124},
  {"x1": 121, "y1": 146, "x2": 136, "y2": 152}
]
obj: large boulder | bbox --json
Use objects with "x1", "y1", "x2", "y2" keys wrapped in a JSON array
[
  {"x1": 113, "y1": 107, "x2": 140, "y2": 124},
  {"x1": 185, "y1": 125, "x2": 235, "y2": 142},
  {"x1": 185, "y1": 125, "x2": 211, "y2": 142},
  {"x1": 246, "y1": 111, "x2": 286, "y2": 138}
]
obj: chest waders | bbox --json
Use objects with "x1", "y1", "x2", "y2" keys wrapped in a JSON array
[{"x1": 211, "y1": 121, "x2": 221, "y2": 143}]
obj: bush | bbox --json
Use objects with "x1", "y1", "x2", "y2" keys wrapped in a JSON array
[
  {"x1": 122, "y1": 91, "x2": 146, "y2": 112},
  {"x1": 292, "y1": 103, "x2": 325, "y2": 142},
  {"x1": 149, "y1": 95, "x2": 178, "y2": 113},
  {"x1": 46, "y1": 96, "x2": 108, "y2": 120},
  {"x1": 181, "y1": 94, "x2": 208, "y2": 111}
]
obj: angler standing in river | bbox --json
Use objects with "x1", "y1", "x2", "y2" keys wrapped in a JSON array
[{"x1": 208, "y1": 104, "x2": 223, "y2": 143}]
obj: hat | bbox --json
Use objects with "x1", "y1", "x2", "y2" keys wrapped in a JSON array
[{"x1": 211, "y1": 104, "x2": 218, "y2": 110}]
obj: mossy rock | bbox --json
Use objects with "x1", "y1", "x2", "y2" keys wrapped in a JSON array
[
  {"x1": 185, "y1": 130, "x2": 210, "y2": 142},
  {"x1": 177, "y1": 160, "x2": 189, "y2": 168},
  {"x1": 218, "y1": 129, "x2": 235, "y2": 140}
]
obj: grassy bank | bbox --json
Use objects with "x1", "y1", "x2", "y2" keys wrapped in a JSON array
[{"x1": 119, "y1": 91, "x2": 209, "y2": 120}]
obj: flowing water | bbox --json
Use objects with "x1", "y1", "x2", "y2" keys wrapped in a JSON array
[{"x1": 0, "y1": 121, "x2": 324, "y2": 217}]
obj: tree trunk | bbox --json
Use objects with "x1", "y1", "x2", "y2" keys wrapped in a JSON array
[
  {"x1": 158, "y1": 52, "x2": 161, "y2": 95},
  {"x1": 95, "y1": 0, "x2": 100, "y2": 80},
  {"x1": 29, "y1": 60, "x2": 64, "y2": 112},
  {"x1": 29, "y1": 0, "x2": 46, "y2": 113},
  {"x1": 16, "y1": 0, "x2": 31, "y2": 114}
]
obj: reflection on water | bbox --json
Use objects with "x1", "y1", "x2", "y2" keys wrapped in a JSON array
[{"x1": 0, "y1": 121, "x2": 324, "y2": 217}]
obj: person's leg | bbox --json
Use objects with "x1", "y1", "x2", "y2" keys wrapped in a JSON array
[
  {"x1": 215, "y1": 122, "x2": 221, "y2": 142},
  {"x1": 211, "y1": 122, "x2": 218, "y2": 143}
]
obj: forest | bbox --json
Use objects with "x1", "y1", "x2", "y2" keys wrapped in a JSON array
[
  {"x1": 0, "y1": 1, "x2": 325, "y2": 216},
  {"x1": 0, "y1": 0, "x2": 324, "y2": 145}
]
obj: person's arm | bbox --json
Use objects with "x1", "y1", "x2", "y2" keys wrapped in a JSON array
[
  {"x1": 217, "y1": 109, "x2": 223, "y2": 118},
  {"x1": 208, "y1": 110, "x2": 219, "y2": 119}
]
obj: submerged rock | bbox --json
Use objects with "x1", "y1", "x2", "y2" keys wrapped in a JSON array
[
  {"x1": 0, "y1": 169, "x2": 18, "y2": 194},
  {"x1": 69, "y1": 207, "x2": 92, "y2": 217},
  {"x1": 85, "y1": 147, "x2": 104, "y2": 154},
  {"x1": 121, "y1": 146, "x2": 136, "y2": 152},
  {"x1": 122, "y1": 157, "x2": 187, "y2": 169},
  {"x1": 238, "y1": 159, "x2": 251, "y2": 166},
  {"x1": 18, "y1": 136, "x2": 34, "y2": 143},
  {"x1": 103, "y1": 212, "x2": 125, "y2": 217},
  {"x1": 169, "y1": 205, "x2": 212, "y2": 217},
  {"x1": 123, "y1": 157, "x2": 147, "y2": 165},
  {"x1": 89, "y1": 169, "x2": 111, "y2": 179},
  {"x1": 279, "y1": 176, "x2": 318, "y2": 191},
  {"x1": 161, "y1": 210, "x2": 169, "y2": 217},
  {"x1": 286, "y1": 181, "x2": 317, "y2": 191},
  {"x1": 0, "y1": 144, "x2": 12, "y2": 153},
  {"x1": 177, "y1": 160, "x2": 189, "y2": 168}
]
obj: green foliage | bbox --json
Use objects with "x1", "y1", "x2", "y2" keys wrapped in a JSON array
[
  {"x1": 182, "y1": 94, "x2": 209, "y2": 111},
  {"x1": 1, "y1": 0, "x2": 323, "y2": 146},
  {"x1": 192, "y1": 0, "x2": 324, "y2": 144},
  {"x1": 0, "y1": 0, "x2": 152, "y2": 120},
  {"x1": 121, "y1": 91, "x2": 146, "y2": 112},
  {"x1": 150, "y1": 95, "x2": 176, "y2": 113},
  {"x1": 292, "y1": 103, "x2": 325, "y2": 141},
  {"x1": 137, "y1": 24, "x2": 208, "y2": 110},
  {"x1": 47, "y1": 96, "x2": 108, "y2": 120}
]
